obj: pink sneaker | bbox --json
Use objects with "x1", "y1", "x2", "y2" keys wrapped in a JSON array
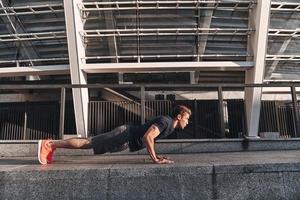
[{"x1": 38, "y1": 140, "x2": 56, "y2": 165}]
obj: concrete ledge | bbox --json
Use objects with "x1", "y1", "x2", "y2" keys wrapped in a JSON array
[
  {"x1": 1, "y1": 138, "x2": 300, "y2": 157},
  {"x1": 1, "y1": 150, "x2": 300, "y2": 200}
]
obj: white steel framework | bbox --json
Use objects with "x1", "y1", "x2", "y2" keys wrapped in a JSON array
[
  {"x1": 0, "y1": 57, "x2": 69, "y2": 65},
  {"x1": 0, "y1": 0, "x2": 299, "y2": 138},
  {"x1": 266, "y1": 55, "x2": 300, "y2": 61},
  {"x1": 0, "y1": 64, "x2": 69, "y2": 77},
  {"x1": 271, "y1": 2, "x2": 300, "y2": 12},
  {"x1": 268, "y1": 29, "x2": 300, "y2": 37},
  {"x1": 0, "y1": 3, "x2": 64, "y2": 16},
  {"x1": 83, "y1": 61, "x2": 254, "y2": 73},
  {"x1": 64, "y1": 0, "x2": 89, "y2": 137},
  {"x1": 244, "y1": 0, "x2": 271, "y2": 137},
  {"x1": 83, "y1": 54, "x2": 252, "y2": 63},
  {"x1": 79, "y1": 0, "x2": 256, "y2": 14},
  {"x1": 0, "y1": 31, "x2": 67, "y2": 42},
  {"x1": 81, "y1": 28, "x2": 252, "y2": 38}
]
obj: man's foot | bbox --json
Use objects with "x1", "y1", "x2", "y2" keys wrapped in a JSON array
[{"x1": 38, "y1": 140, "x2": 56, "y2": 165}]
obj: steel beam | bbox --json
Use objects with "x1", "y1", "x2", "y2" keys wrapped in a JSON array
[
  {"x1": 0, "y1": 3, "x2": 64, "y2": 16},
  {"x1": 79, "y1": 1, "x2": 255, "y2": 12},
  {"x1": 64, "y1": 0, "x2": 89, "y2": 138},
  {"x1": 245, "y1": 0, "x2": 271, "y2": 137},
  {"x1": 0, "y1": 57, "x2": 69, "y2": 65},
  {"x1": 82, "y1": 61, "x2": 253, "y2": 73},
  {"x1": 271, "y1": 2, "x2": 300, "y2": 12},
  {"x1": 268, "y1": 73, "x2": 300, "y2": 80},
  {"x1": 0, "y1": 31, "x2": 67, "y2": 42},
  {"x1": 266, "y1": 54, "x2": 300, "y2": 61},
  {"x1": 84, "y1": 54, "x2": 251, "y2": 61},
  {"x1": 0, "y1": 64, "x2": 69, "y2": 77},
  {"x1": 291, "y1": 86, "x2": 300, "y2": 137},
  {"x1": 81, "y1": 28, "x2": 252, "y2": 38},
  {"x1": 59, "y1": 87, "x2": 66, "y2": 139}
]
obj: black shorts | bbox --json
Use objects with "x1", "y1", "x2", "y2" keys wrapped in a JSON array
[{"x1": 91, "y1": 125, "x2": 130, "y2": 154}]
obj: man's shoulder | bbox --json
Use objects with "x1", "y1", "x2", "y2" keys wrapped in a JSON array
[
  {"x1": 152, "y1": 116, "x2": 173, "y2": 128},
  {"x1": 154, "y1": 115, "x2": 172, "y2": 122}
]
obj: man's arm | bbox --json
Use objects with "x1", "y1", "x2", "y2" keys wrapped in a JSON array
[{"x1": 143, "y1": 125, "x2": 174, "y2": 164}]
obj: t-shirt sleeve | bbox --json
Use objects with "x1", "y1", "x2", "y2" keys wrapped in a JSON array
[{"x1": 153, "y1": 116, "x2": 168, "y2": 133}]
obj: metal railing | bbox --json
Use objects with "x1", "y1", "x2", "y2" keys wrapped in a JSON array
[
  {"x1": 79, "y1": 0, "x2": 255, "y2": 14},
  {"x1": 0, "y1": 3, "x2": 64, "y2": 16},
  {"x1": 0, "y1": 82, "x2": 300, "y2": 139}
]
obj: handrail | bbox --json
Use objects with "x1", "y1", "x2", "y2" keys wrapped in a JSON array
[{"x1": 1, "y1": 82, "x2": 300, "y2": 90}]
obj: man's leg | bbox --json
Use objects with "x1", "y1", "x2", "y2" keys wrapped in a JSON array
[
  {"x1": 38, "y1": 125, "x2": 129, "y2": 164},
  {"x1": 91, "y1": 125, "x2": 129, "y2": 154},
  {"x1": 38, "y1": 137, "x2": 92, "y2": 165},
  {"x1": 52, "y1": 137, "x2": 92, "y2": 149}
]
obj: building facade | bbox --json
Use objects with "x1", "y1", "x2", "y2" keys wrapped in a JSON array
[{"x1": 0, "y1": 0, "x2": 299, "y2": 139}]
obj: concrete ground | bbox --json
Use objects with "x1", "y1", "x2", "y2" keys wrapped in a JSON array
[
  {"x1": 1, "y1": 150, "x2": 300, "y2": 199},
  {"x1": 1, "y1": 150, "x2": 300, "y2": 169}
]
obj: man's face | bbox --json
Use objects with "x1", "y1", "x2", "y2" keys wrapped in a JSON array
[{"x1": 177, "y1": 112, "x2": 190, "y2": 129}]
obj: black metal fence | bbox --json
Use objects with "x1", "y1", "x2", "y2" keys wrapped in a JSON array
[
  {"x1": 0, "y1": 102, "x2": 60, "y2": 140},
  {"x1": 0, "y1": 101, "x2": 74, "y2": 140},
  {"x1": 0, "y1": 99, "x2": 298, "y2": 140},
  {"x1": 87, "y1": 100, "x2": 298, "y2": 139},
  {"x1": 0, "y1": 83, "x2": 299, "y2": 140}
]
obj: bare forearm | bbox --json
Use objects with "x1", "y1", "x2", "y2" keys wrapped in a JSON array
[
  {"x1": 143, "y1": 125, "x2": 174, "y2": 164},
  {"x1": 144, "y1": 136, "x2": 157, "y2": 161}
]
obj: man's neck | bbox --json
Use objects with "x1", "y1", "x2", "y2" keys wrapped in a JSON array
[{"x1": 172, "y1": 119, "x2": 178, "y2": 129}]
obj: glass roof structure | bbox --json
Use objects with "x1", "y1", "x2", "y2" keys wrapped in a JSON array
[
  {"x1": 265, "y1": 0, "x2": 300, "y2": 80},
  {"x1": 0, "y1": 0, "x2": 299, "y2": 82},
  {"x1": 0, "y1": 0, "x2": 68, "y2": 67}
]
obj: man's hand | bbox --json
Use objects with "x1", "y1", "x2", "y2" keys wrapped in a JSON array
[
  {"x1": 153, "y1": 157, "x2": 174, "y2": 164},
  {"x1": 156, "y1": 155, "x2": 169, "y2": 160}
]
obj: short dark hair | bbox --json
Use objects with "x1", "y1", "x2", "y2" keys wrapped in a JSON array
[{"x1": 171, "y1": 105, "x2": 192, "y2": 118}]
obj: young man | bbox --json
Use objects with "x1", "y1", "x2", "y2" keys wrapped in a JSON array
[{"x1": 38, "y1": 105, "x2": 191, "y2": 165}]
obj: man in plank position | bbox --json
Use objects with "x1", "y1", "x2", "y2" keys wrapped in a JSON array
[{"x1": 38, "y1": 105, "x2": 191, "y2": 165}]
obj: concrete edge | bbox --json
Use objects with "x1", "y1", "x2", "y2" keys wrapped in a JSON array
[{"x1": 1, "y1": 139, "x2": 300, "y2": 157}]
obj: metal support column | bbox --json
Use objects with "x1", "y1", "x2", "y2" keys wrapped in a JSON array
[
  {"x1": 193, "y1": 99, "x2": 199, "y2": 138},
  {"x1": 291, "y1": 86, "x2": 300, "y2": 137},
  {"x1": 141, "y1": 86, "x2": 145, "y2": 124},
  {"x1": 23, "y1": 102, "x2": 27, "y2": 140},
  {"x1": 59, "y1": 87, "x2": 66, "y2": 139},
  {"x1": 218, "y1": 86, "x2": 225, "y2": 138},
  {"x1": 64, "y1": 0, "x2": 89, "y2": 137},
  {"x1": 245, "y1": 0, "x2": 271, "y2": 137}
]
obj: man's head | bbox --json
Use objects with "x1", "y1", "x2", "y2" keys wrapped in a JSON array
[{"x1": 171, "y1": 105, "x2": 192, "y2": 129}]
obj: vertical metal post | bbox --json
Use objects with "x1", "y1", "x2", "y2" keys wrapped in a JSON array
[
  {"x1": 193, "y1": 99, "x2": 198, "y2": 138},
  {"x1": 218, "y1": 86, "x2": 225, "y2": 138},
  {"x1": 245, "y1": 0, "x2": 271, "y2": 137},
  {"x1": 59, "y1": 87, "x2": 66, "y2": 139},
  {"x1": 291, "y1": 86, "x2": 300, "y2": 137},
  {"x1": 136, "y1": 1, "x2": 140, "y2": 63},
  {"x1": 141, "y1": 86, "x2": 145, "y2": 124},
  {"x1": 23, "y1": 102, "x2": 27, "y2": 140},
  {"x1": 64, "y1": 0, "x2": 89, "y2": 138}
]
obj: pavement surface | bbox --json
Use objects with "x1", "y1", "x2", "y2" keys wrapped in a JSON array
[
  {"x1": 3, "y1": 150, "x2": 300, "y2": 199},
  {"x1": 1, "y1": 150, "x2": 300, "y2": 172}
]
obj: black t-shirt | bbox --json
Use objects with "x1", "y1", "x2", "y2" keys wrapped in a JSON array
[{"x1": 128, "y1": 115, "x2": 174, "y2": 152}]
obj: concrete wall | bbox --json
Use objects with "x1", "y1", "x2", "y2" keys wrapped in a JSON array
[{"x1": 1, "y1": 162, "x2": 300, "y2": 199}]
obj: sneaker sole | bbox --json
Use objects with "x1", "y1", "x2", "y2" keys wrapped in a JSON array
[{"x1": 38, "y1": 140, "x2": 47, "y2": 165}]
